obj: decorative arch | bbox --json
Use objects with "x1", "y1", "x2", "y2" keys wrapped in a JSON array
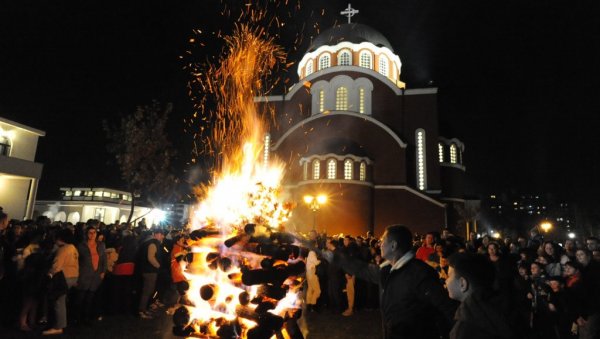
[
  {"x1": 273, "y1": 111, "x2": 407, "y2": 151},
  {"x1": 305, "y1": 59, "x2": 314, "y2": 77},
  {"x1": 310, "y1": 80, "x2": 330, "y2": 115},
  {"x1": 54, "y1": 211, "x2": 66, "y2": 222},
  {"x1": 379, "y1": 55, "x2": 389, "y2": 77},
  {"x1": 67, "y1": 212, "x2": 80, "y2": 223}
]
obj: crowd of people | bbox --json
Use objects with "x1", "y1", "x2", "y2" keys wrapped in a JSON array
[
  {"x1": 0, "y1": 211, "x2": 180, "y2": 335},
  {"x1": 303, "y1": 226, "x2": 600, "y2": 339},
  {"x1": 1, "y1": 207, "x2": 600, "y2": 339}
]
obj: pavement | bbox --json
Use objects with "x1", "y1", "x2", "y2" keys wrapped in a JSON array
[{"x1": 0, "y1": 307, "x2": 382, "y2": 339}]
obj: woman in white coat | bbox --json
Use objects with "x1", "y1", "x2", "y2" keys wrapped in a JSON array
[{"x1": 305, "y1": 250, "x2": 321, "y2": 311}]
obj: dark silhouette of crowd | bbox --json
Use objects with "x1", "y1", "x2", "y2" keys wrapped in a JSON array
[{"x1": 1, "y1": 207, "x2": 600, "y2": 339}]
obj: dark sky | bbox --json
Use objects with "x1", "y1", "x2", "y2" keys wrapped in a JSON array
[{"x1": 1, "y1": 0, "x2": 598, "y2": 204}]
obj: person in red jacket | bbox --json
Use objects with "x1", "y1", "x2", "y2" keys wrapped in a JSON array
[
  {"x1": 167, "y1": 235, "x2": 191, "y2": 314},
  {"x1": 416, "y1": 232, "x2": 436, "y2": 262}
]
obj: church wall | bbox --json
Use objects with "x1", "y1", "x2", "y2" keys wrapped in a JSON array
[
  {"x1": 288, "y1": 182, "x2": 373, "y2": 236},
  {"x1": 440, "y1": 166, "x2": 465, "y2": 199},
  {"x1": 373, "y1": 188, "x2": 446, "y2": 237}
]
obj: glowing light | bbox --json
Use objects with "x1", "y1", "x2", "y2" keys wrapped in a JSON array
[
  {"x1": 568, "y1": 232, "x2": 576, "y2": 239},
  {"x1": 540, "y1": 222, "x2": 552, "y2": 232},
  {"x1": 316, "y1": 194, "x2": 327, "y2": 205}
]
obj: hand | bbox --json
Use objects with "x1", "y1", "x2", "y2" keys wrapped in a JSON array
[
  {"x1": 548, "y1": 303, "x2": 556, "y2": 312},
  {"x1": 527, "y1": 293, "x2": 533, "y2": 299}
]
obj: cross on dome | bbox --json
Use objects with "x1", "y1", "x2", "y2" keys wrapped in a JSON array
[{"x1": 340, "y1": 4, "x2": 359, "y2": 24}]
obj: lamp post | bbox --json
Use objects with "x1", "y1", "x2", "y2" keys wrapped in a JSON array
[
  {"x1": 303, "y1": 194, "x2": 327, "y2": 230},
  {"x1": 540, "y1": 221, "x2": 553, "y2": 233}
]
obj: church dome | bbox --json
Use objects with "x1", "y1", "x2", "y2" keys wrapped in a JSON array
[{"x1": 307, "y1": 23, "x2": 394, "y2": 53}]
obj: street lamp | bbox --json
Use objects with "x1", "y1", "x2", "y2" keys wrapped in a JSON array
[
  {"x1": 540, "y1": 221, "x2": 553, "y2": 233},
  {"x1": 303, "y1": 194, "x2": 327, "y2": 230}
]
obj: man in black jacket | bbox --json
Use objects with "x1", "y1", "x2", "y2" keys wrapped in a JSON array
[{"x1": 336, "y1": 225, "x2": 457, "y2": 339}]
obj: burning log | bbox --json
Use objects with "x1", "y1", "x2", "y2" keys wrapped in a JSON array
[
  {"x1": 246, "y1": 313, "x2": 285, "y2": 339},
  {"x1": 200, "y1": 283, "x2": 219, "y2": 301},
  {"x1": 189, "y1": 228, "x2": 221, "y2": 240},
  {"x1": 241, "y1": 261, "x2": 305, "y2": 286}
]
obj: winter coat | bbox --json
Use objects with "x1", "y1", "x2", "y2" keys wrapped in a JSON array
[
  {"x1": 449, "y1": 293, "x2": 514, "y2": 339},
  {"x1": 341, "y1": 252, "x2": 457, "y2": 339}
]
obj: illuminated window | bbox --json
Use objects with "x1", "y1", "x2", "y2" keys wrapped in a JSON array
[
  {"x1": 327, "y1": 159, "x2": 336, "y2": 179},
  {"x1": 303, "y1": 162, "x2": 308, "y2": 180},
  {"x1": 103, "y1": 191, "x2": 111, "y2": 198},
  {"x1": 94, "y1": 191, "x2": 103, "y2": 197},
  {"x1": 344, "y1": 159, "x2": 353, "y2": 180},
  {"x1": 359, "y1": 162, "x2": 366, "y2": 181},
  {"x1": 336, "y1": 87, "x2": 348, "y2": 110},
  {"x1": 359, "y1": 88, "x2": 365, "y2": 113},
  {"x1": 312, "y1": 159, "x2": 320, "y2": 180},
  {"x1": 65, "y1": 190, "x2": 73, "y2": 197},
  {"x1": 378, "y1": 56, "x2": 388, "y2": 77},
  {"x1": 450, "y1": 144, "x2": 457, "y2": 164},
  {"x1": 318, "y1": 54, "x2": 330, "y2": 70},
  {"x1": 319, "y1": 90, "x2": 325, "y2": 113},
  {"x1": 416, "y1": 129, "x2": 427, "y2": 190},
  {"x1": 438, "y1": 143, "x2": 444, "y2": 163},
  {"x1": 305, "y1": 60, "x2": 313, "y2": 76},
  {"x1": 338, "y1": 50, "x2": 351, "y2": 66},
  {"x1": 74, "y1": 190, "x2": 81, "y2": 197},
  {"x1": 85, "y1": 191, "x2": 93, "y2": 197},
  {"x1": 0, "y1": 136, "x2": 11, "y2": 156},
  {"x1": 359, "y1": 51, "x2": 372, "y2": 69},
  {"x1": 263, "y1": 133, "x2": 271, "y2": 166}
]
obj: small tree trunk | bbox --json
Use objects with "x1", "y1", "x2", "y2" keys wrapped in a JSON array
[{"x1": 127, "y1": 193, "x2": 135, "y2": 225}]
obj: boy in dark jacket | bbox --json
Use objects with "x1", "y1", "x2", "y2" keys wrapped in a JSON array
[{"x1": 446, "y1": 252, "x2": 514, "y2": 339}]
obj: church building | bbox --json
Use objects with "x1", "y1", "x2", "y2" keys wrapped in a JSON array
[{"x1": 257, "y1": 7, "x2": 466, "y2": 236}]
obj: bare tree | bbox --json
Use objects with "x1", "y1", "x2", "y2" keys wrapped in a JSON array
[{"x1": 104, "y1": 101, "x2": 178, "y2": 224}]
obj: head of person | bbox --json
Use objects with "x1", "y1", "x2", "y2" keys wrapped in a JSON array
[
  {"x1": 543, "y1": 241, "x2": 556, "y2": 257},
  {"x1": 487, "y1": 242, "x2": 500, "y2": 257},
  {"x1": 152, "y1": 229, "x2": 165, "y2": 243},
  {"x1": 343, "y1": 235, "x2": 354, "y2": 247},
  {"x1": 518, "y1": 263, "x2": 530, "y2": 278},
  {"x1": 446, "y1": 253, "x2": 495, "y2": 302},
  {"x1": 530, "y1": 261, "x2": 544, "y2": 278},
  {"x1": 325, "y1": 237, "x2": 337, "y2": 251},
  {"x1": 547, "y1": 276, "x2": 564, "y2": 293},
  {"x1": 481, "y1": 235, "x2": 490, "y2": 247},
  {"x1": 56, "y1": 228, "x2": 74, "y2": 246},
  {"x1": 0, "y1": 211, "x2": 8, "y2": 231},
  {"x1": 586, "y1": 237, "x2": 599, "y2": 251},
  {"x1": 308, "y1": 229, "x2": 318, "y2": 240},
  {"x1": 517, "y1": 236, "x2": 527, "y2": 247},
  {"x1": 423, "y1": 232, "x2": 435, "y2": 247},
  {"x1": 380, "y1": 225, "x2": 413, "y2": 263},
  {"x1": 576, "y1": 249, "x2": 592, "y2": 267},
  {"x1": 564, "y1": 239, "x2": 576, "y2": 252},
  {"x1": 84, "y1": 226, "x2": 97, "y2": 242},
  {"x1": 564, "y1": 261, "x2": 581, "y2": 277}
]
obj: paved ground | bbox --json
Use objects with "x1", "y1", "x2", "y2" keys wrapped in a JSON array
[{"x1": 0, "y1": 308, "x2": 382, "y2": 339}]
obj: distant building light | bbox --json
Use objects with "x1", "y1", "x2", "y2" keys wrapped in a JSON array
[
  {"x1": 490, "y1": 195, "x2": 496, "y2": 199},
  {"x1": 568, "y1": 232, "x2": 576, "y2": 239}
]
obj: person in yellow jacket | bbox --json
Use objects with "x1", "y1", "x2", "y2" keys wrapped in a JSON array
[{"x1": 43, "y1": 229, "x2": 79, "y2": 336}]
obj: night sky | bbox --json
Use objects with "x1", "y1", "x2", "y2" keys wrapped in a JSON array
[{"x1": 1, "y1": 1, "x2": 598, "y2": 205}]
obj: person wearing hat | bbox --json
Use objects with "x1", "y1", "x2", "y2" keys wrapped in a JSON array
[
  {"x1": 137, "y1": 229, "x2": 165, "y2": 319},
  {"x1": 445, "y1": 253, "x2": 513, "y2": 339}
]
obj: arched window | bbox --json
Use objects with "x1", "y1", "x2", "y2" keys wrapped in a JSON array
[
  {"x1": 318, "y1": 54, "x2": 330, "y2": 70},
  {"x1": 336, "y1": 87, "x2": 348, "y2": 110},
  {"x1": 450, "y1": 144, "x2": 457, "y2": 164},
  {"x1": 344, "y1": 159, "x2": 353, "y2": 180},
  {"x1": 319, "y1": 90, "x2": 325, "y2": 113},
  {"x1": 303, "y1": 162, "x2": 308, "y2": 180},
  {"x1": 416, "y1": 129, "x2": 427, "y2": 190},
  {"x1": 327, "y1": 159, "x2": 336, "y2": 179},
  {"x1": 312, "y1": 159, "x2": 320, "y2": 179},
  {"x1": 378, "y1": 56, "x2": 388, "y2": 77},
  {"x1": 438, "y1": 143, "x2": 444, "y2": 163},
  {"x1": 359, "y1": 51, "x2": 372, "y2": 69},
  {"x1": 359, "y1": 162, "x2": 366, "y2": 181},
  {"x1": 0, "y1": 136, "x2": 11, "y2": 156},
  {"x1": 338, "y1": 50, "x2": 351, "y2": 66},
  {"x1": 305, "y1": 60, "x2": 313, "y2": 77}
]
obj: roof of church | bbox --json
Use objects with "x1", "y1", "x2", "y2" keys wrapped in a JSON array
[{"x1": 307, "y1": 23, "x2": 394, "y2": 53}]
